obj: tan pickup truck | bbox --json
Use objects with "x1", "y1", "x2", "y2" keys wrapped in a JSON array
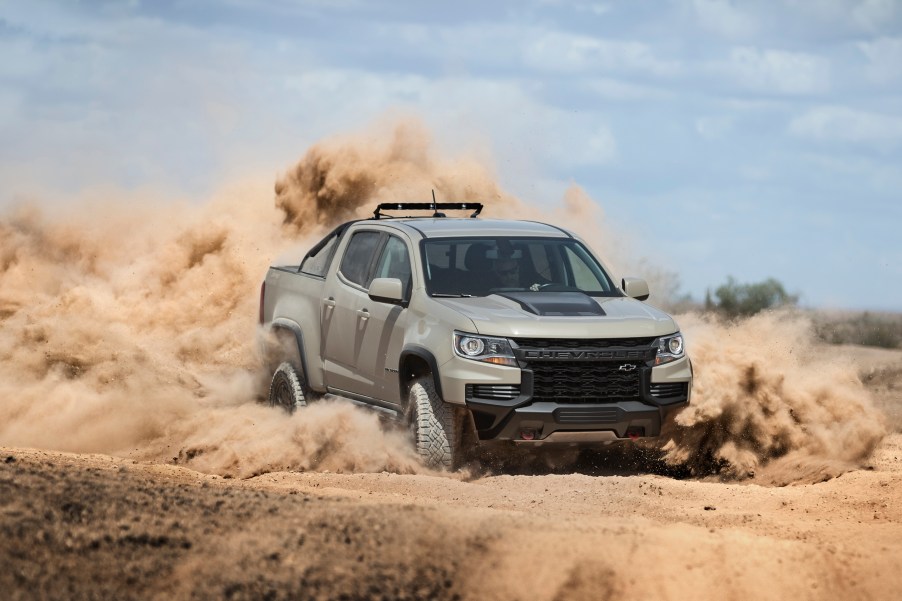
[{"x1": 259, "y1": 203, "x2": 691, "y2": 469}]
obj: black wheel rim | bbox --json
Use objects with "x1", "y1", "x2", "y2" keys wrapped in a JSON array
[{"x1": 274, "y1": 378, "x2": 293, "y2": 409}]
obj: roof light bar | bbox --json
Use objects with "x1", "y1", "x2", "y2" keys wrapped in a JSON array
[{"x1": 372, "y1": 202, "x2": 483, "y2": 220}]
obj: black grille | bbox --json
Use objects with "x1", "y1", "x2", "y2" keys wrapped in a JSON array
[
  {"x1": 650, "y1": 382, "x2": 688, "y2": 399},
  {"x1": 528, "y1": 361, "x2": 640, "y2": 403},
  {"x1": 513, "y1": 337, "x2": 655, "y2": 350},
  {"x1": 466, "y1": 384, "x2": 520, "y2": 400}
]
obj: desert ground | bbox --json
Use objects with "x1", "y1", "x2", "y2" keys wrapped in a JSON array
[{"x1": 2, "y1": 345, "x2": 900, "y2": 601}]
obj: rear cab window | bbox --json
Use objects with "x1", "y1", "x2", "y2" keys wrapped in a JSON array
[{"x1": 300, "y1": 229, "x2": 342, "y2": 277}]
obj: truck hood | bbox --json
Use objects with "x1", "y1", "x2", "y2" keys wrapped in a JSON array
[{"x1": 433, "y1": 292, "x2": 679, "y2": 338}]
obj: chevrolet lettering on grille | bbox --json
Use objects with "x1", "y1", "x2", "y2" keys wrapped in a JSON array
[{"x1": 522, "y1": 349, "x2": 647, "y2": 360}]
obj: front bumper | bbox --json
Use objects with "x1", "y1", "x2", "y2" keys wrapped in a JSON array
[{"x1": 440, "y1": 351, "x2": 691, "y2": 443}]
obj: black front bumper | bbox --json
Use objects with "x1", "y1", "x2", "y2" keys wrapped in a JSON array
[{"x1": 465, "y1": 367, "x2": 689, "y2": 443}]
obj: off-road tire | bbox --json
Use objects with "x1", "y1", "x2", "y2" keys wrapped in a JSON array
[
  {"x1": 268, "y1": 362, "x2": 306, "y2": 413},
  {"x1": 408, "y1": 376, "x2": 467, "y2": 469}
]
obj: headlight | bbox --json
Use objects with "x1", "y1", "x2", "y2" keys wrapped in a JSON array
[
  {"x1": 453, "y1": 332, "x2": 517, "y2": 367},
  {"x1": 655, "y1": 332, "x2": 685, "y2": 365}
]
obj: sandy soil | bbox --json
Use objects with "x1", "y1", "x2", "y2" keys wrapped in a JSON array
[
  {"x1": 3, "y1": 122, "x2": 899, "y2": 600},
  {"x1": 2, "y1": 349, "x2": 901, "y2": 601}
]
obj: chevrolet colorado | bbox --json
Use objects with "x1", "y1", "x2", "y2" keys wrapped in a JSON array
[{"x1": 259, "y1": 203, "x2": 691, "y2": 469}]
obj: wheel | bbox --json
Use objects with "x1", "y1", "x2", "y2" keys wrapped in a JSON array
[
  {"x1": 268, "y1": 362, "x2": 307, "y2": 413},
  {"x1": 407, "y1": 376, "x2": 468, "y2": 469}
]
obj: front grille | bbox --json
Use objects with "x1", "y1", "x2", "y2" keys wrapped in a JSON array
[
  {"x1": 513, "y1": 337, "x2": 656, "y2": 350},
  {"x1": 650, "y1": 382, "x2": 688, "y2": 399},
  {"x1": 466, "y1": 384, "x2": 520, "y2": 400},
  {"x1": 528, "y1": 361, "x2": 640, "y2": 403}
]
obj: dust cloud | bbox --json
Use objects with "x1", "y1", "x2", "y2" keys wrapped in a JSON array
[
  {"x1": 275, "y1": 120, "x2": 517, "y2": 232},
  {"x1": 0, "y1": 117, "x2": 887, "y2": 482},
  {"x1": 0, "y1": 180, "x2": 422, "y2": 477},
  {"x1": 661, "y1": 311, "x2": 886, "y2": 483}
]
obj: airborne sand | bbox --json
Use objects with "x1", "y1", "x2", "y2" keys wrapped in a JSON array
[
  {"x1": 0, "y1": 118, "x2": 885, "y2": 480},
  {"x1": 1, "y1": 119, "x2": 899, "y2": 599}
]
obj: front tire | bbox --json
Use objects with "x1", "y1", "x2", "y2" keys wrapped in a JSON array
[
  {"x1": 408, "y1": 376, "x2": 468, "y2": 469},
  {"x1": 268, "y1": 362, "x2": 306, "y2": 413}
]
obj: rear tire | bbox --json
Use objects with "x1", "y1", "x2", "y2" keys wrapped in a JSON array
[
  {"x1": 408, "y1": 376, "x2": 468, "y2": 469},
  {"x1": 268, "y1": 362, "x2": 306, "y2": 413}
]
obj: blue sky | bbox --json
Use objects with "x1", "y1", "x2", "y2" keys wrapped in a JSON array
[{"x1": 1, "y1": 0, "x2": 901, "y2": 310}]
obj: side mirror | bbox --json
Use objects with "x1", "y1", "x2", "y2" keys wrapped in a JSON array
[
  {"x1": 622, "y1": 277, "x2": 650, "y2": 301},
  {"x1": 368, "y1": 277, "x2": 405, "y2": 305}
]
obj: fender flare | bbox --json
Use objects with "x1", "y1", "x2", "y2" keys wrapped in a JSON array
[
  {"x1": 268, "y1": 318, "x2": 310, "y2": 380},
  {"x1": 399, "y1": 345, "x2": 443, "y2": 400}
]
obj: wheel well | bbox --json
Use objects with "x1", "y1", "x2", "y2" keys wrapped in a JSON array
[
  {"x1": 265, "y1": 326, "x2": 303, "y2": 372},
  {"x1": 401, "y1": 354, "x2": 432, "y2": 396}
]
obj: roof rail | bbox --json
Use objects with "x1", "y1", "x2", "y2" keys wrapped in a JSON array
[{"x1": 372, "y1": 202, "x2": 483, "y2": 220}]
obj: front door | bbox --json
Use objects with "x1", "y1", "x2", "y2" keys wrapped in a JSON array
[
  {"x1": 321, "y1": 230, "x2": 383, "y2": 394},
  {"x1": 354, "y1": 235, "x2": 413, "y2": 405}
]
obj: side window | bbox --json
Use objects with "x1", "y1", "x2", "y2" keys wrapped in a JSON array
[
  {"x1": 339, "y1": 231, "x2": 382, "y2": 287},
  {"x1": 300, "y1": 232, "x2": 340, "y2": 277},
  {"x1": 372, "y1": 236, "x2": 412, "y2": 294}
]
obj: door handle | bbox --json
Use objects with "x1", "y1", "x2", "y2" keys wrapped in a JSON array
[
  {"x1": 356, "y1": 308, "x2": 369, "y2": 320},
  {"x1": 323, "y1": 297, "x2": 336, "y2": 308}
]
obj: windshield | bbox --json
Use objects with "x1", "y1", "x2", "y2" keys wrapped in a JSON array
[{"x1": 421, "y1": 237, "x2": 620, "y2": 297}]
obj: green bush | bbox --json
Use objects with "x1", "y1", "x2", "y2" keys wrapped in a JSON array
[{"x1": 707, "y1": 276, "x2": 798, "y2": 318}]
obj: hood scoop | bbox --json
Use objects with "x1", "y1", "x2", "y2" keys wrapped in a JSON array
[{"x1": 495, "y1": 292, "x2": 606, "y2": 317}]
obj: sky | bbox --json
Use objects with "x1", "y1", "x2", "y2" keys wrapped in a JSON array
[{"x1": 1, "y1": 0, "x2": 901, "y2": 310}]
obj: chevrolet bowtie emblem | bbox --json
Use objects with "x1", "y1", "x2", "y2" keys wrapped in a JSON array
[{"x1": 618, "y1": 364, "x2": 637, "y2": 372}]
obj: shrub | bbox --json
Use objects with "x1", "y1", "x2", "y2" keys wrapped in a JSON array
[
  {"x1": 708, "y1": 276, "x2": 798, "y2": 318},
  {"x1": 814, "y1": 311, "x2": 902, "y2": 349}
]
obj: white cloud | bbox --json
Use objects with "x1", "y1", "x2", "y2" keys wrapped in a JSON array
[
  {"x1": 692, "y1": 0, "x2": 757, "y2": 38},
  {"x1": 282, "y1": 69, "x2": 618, "y2": 170},
  {"x1": 583, "y1": 126, "x2": 618, "y2": 165},
  {"x1": 738, "y1": 164, "x2": 772, "y2": 181},
  {"x1": 782, "y1": 0, "x2": 901, "y2": 34},
  {"x1": 219, "y1": 0, "x2": 365, "y2": 14},
  {"x1": 0, "y1": 88, "x2": 22, "y2": 128},
  {"x1": 573, "y1": 2, "x2": 611, "y2": 16},
  {"x1": 721, "y1": 46, "x2": 831, "y2": 95},
  {"x1": 789, "y1": 106, "x2": 902, "y2": 143},
  {"x1": 0, "y1": 36, "x2": 42, "y2": 79},
  {"x1": 587, "y1": 77, "x2": 671, "y2": 101},
  {"x1": 537, "y1": 0, "x2": 611, "y2": 15},
  {"x1": 853, "y1": 0, "x2": 897, "y2": 31},
  {"x1": 524, "y1": 32, "x2": 681, "y2": 77},
  {"x1": 858, "y1": 36, "x2": 902, "y2": 84},
  {"x1": 695, "y1": 115, "x2": 734, "y2": 139}
]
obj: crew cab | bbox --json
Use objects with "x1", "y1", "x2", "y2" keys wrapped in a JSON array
[{"x1": 259, "y1": 203, "x2": 692, "y2": 469}]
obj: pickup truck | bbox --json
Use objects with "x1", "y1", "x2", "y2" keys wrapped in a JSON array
[{"x1": 259, "y1": 203, "x2": 692, "y2": 469}]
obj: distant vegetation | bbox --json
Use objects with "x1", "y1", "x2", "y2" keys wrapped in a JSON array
[
  {"x1": 812, "y1": 311, "x2": 902, "y2": 350},
  {"x1": 705, "y1": 276, "x2": 798, "y2": 318},
  {"x1": 690, "y1": 276, "x2": 902, "y2": 349}
]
